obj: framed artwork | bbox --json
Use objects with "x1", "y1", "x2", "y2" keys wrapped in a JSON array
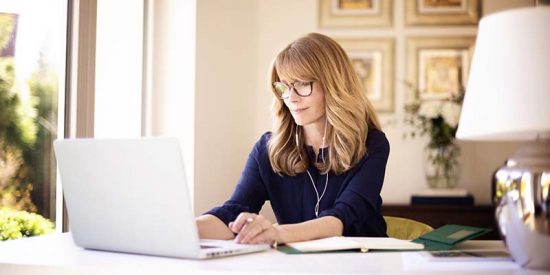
[
  {"x1": 319, "y1": 0, "x2": 393, "y2": 28},
  {"x1": 405, "y1": 0, "x2": 480, "y2": 26},
  {"x1": 338, "y1": 38, "x2": 394, "y2": 112},
  {"x1": 406, "y1": 37, "x2": 475, "y2": 100}
]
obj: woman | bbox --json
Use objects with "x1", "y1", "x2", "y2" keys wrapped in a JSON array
[{"x1": 196, "y1": 33, "x2": 389, "y2": 246}]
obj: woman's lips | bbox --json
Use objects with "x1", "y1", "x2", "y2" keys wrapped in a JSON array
[{"x1": 292, "y1": 107, "x2": 309, "y2": 114}]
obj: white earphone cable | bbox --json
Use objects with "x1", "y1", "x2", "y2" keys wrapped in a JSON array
[
  {"x1": 307, "y1": 169, "x2": 329, "y2": 217},
  {"x1": 296, "y1": 118, "x2": 329, "y2": 217}
]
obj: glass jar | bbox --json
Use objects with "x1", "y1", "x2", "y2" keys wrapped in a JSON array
[{"x1": 424, "y1": 142, "x2": 461, "y2": 189}]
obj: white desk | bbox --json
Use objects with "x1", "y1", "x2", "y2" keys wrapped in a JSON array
[{"x1": 0, "y1": 233, "x2": 547, "y2": 275}]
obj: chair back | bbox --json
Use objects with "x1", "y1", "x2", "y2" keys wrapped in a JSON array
[{"x1": 384, "y1": 216, "x2": 433, "y2": 240}]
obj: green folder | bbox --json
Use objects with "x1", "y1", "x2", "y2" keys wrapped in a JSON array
[{"x1": 413, "y1": 224, "x2": 492, "y2": 251}]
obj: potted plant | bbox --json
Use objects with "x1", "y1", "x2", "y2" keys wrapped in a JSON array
[{"x1": 404, "y1": 82, "x2": 464, "y2": 189}]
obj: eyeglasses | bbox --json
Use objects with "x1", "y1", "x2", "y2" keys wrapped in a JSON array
[{"x1": 273, "y1": 81, "x2": 313, "y2": 99}]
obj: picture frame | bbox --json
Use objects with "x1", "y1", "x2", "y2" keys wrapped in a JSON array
[
  {"x1": 405, "y1": 0, "x2": 480, "y2": 26},
  {"x1": 338, "y1": 38, "x2": 394, "y2": 112},
  {"x1": 319, "y1": 0, "x2": 393, "y2": 28},
  {"x1": 406, "y1": 37, "x2": 476, "y2": 100}
]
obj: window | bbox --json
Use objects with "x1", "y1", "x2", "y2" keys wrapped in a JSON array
[
  {"x1": 1, "y1": 0, "x2": 198, "y2": 234},
  {"x1": 0, "y1": 0, "x2": 68, "y2": 227}
]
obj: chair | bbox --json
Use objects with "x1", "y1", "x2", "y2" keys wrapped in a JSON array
[{"x1": 384, "y1": 216, "x2": 433, "y2": 240}]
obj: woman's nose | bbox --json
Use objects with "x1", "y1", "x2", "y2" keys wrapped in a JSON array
[{"x1": 287, "y1": 88, "x2": 300, "y2": 102}]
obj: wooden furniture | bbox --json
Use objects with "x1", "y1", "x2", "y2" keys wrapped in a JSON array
[{"x1": 381, "y1": 204, "x2": 501, "y2": 240}]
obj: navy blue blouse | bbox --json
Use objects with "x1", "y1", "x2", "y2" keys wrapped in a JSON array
[{"x1": 205, "y1": 129, "x2": 390, "y2": 237}]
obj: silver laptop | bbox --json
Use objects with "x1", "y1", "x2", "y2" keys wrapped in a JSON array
[{"x1": 53, "y1": 137, "x2": 270, "y2": 259}]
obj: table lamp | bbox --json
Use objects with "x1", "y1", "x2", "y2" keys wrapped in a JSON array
[{"x1": 456, "y1": 7, "x2": 550, "y2": 270}]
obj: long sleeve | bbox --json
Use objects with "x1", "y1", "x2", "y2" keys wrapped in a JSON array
[
  {"x1": 318, "y1": 131, "x2": 390, "y2": 237},
  {"x1": 204, "y1": 130, "x2": 390, "y2": 237}
]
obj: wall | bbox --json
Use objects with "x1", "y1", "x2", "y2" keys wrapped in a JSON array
[
  {"x1": 195, "y1": 1, "x2": 260, "y2": 215},
  {"x1": 150, "y1": 0, "x2": 197, "y2": 202},
  {"x1": 195, "y1": 0, "x2": 532, "y2": 219}
]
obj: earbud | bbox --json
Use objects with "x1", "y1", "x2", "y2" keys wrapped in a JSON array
[
  {"x1": 295, "y1": 126, "x2": 303, "y2": 161},
  {"x1": 321, "y1": 117, "x2": 328, "y2": 163},
  {"x1": 295, "y1": 127, "x2": 300, "y2": 150}
]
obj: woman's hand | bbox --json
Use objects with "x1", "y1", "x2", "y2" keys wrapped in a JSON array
[{"x1": 228, "y1": 212, "x2": 281, "y2": 245}]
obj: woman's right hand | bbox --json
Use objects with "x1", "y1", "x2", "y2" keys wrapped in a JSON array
[{"x1": 229, "y1": 212, "x2": 281, "y2": 246}]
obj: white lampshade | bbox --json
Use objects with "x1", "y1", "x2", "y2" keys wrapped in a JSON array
[{"x1": 456, "y1": 7, "x2": 550, "y2": 141}]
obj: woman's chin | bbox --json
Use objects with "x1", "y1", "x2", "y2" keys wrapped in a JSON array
[{"x1": 292, "y1": 117, "x2": 307, "y2": 126}]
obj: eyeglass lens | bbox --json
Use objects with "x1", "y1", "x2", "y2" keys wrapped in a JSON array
[{"x1": 274, "y1": 82, "x2": 312, "y2": 99}]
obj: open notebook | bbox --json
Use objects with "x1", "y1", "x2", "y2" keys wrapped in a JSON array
[{"x1": 286, "y1": 236, "x2": 424, "y2": 253}]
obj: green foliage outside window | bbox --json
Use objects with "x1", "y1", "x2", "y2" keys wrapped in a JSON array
[
  {"x1": 0, "y1": 13, "x2": 56, "y2": 233},
  {"x1": 0, "y1": 207, "x2": 54, "y2": 241},
  {"x1": 0, "y1": 58, "x2": 37, "y2": 212}
]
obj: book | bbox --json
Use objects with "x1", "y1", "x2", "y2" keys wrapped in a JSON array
[
  {"x1": 411, "y1": 194, "x2": 474, "y2": 205},
  {"x1": 285, "y1": 236, "x2": 424, "y2": 253},
  {"x1": 413, "y1": 224, "x2": 492, "y2": 251}
]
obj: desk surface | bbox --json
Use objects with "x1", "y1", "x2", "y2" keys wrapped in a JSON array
[{"x1": 0, "y1": 233, "x2": 546, "y2": 275}]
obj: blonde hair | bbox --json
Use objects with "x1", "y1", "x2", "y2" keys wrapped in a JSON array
[{"x1": 268, "y1": 33, "x2": 381, "y2": 176}]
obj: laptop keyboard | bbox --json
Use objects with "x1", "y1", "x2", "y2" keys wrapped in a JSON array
[{"x1": 200, "y1": 245, "x2": 220, "y2": 249}]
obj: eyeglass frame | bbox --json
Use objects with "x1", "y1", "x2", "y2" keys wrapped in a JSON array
[{"x1": 272, "y1": 81, "x2": 314, "y2": 99}]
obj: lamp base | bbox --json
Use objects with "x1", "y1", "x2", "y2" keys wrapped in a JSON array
[
  {"x1": 501, "y1": 193, "x2": 550, "y2": 269},
  {"x1": 494, "y1": 138, "x2": 550, "y2": 270}
]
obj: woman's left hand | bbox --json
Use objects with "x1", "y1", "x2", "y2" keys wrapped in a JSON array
[{"x1": 228, "y1": 212, "x2": 280, "y2": 245}]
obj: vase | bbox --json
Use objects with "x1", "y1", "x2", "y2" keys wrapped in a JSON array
[{"x1": 423, "y1": 142, "x2": 461, "y2": 189}]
